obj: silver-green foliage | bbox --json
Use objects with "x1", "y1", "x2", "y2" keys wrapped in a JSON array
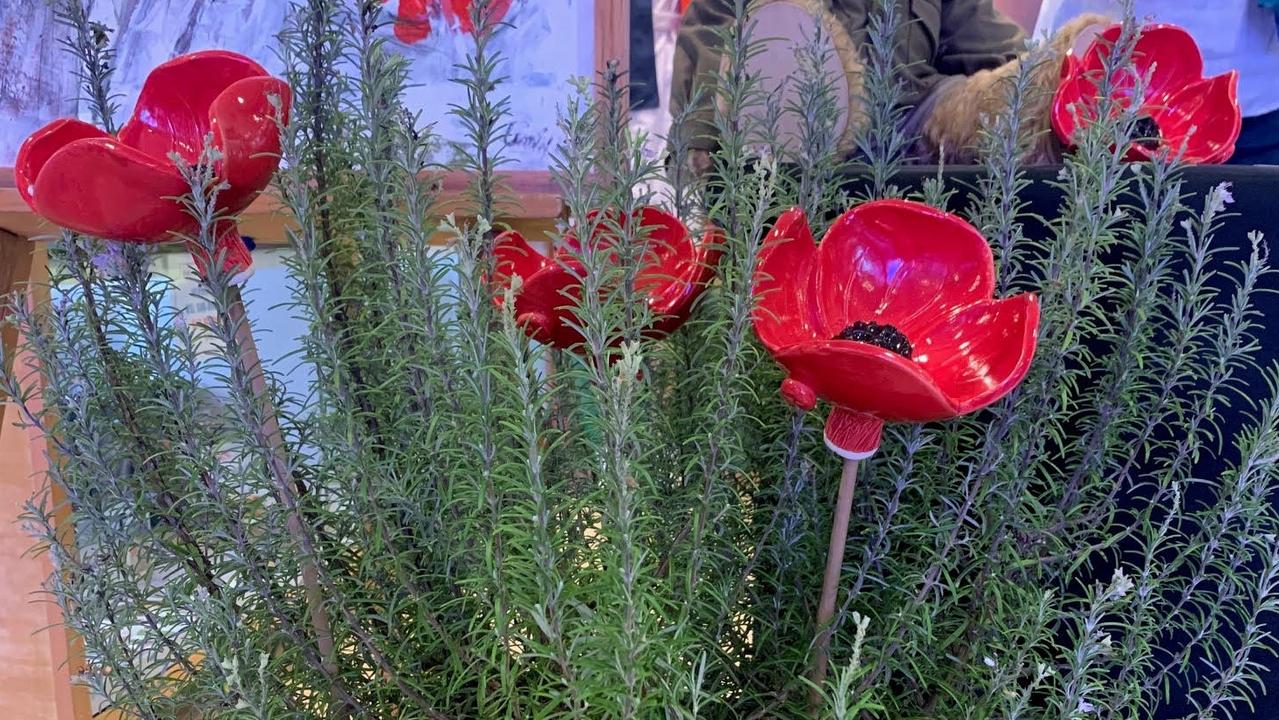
[{"x1": 3, "y1": 0, "x2": 1278, "y2": 717}]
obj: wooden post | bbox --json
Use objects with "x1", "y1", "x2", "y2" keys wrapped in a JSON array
[
  {"x1": 0, "y1": 240, "x2": 94, "y2": 720},
  {"x1": 595, "y1": 0, "x2": 631, "y2": 78},
  {"x1": 0, "y1": 229, "x2": 35, "y2": 430}
]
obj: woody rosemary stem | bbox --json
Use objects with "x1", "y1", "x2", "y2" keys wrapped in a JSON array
[{"x1": 809, "y1": 457, "x2": 860, "y2": 711}]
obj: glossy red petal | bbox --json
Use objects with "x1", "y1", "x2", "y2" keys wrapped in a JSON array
[
  {"x1": 557, "y1": 208, "x2": 626, "y2": 259},
  {"x1": 647, "y1": 228, "x2": 722, "y2": 336},
  {"x1": 1154, "y1": 72, "x2": 1241, "y2": 164},
  {"x1": 494, "y1": 229, "x2": 551, "y2": 285},
  {"x1": 1059, "y1": 52, "x2": 1080, "y2": 83},
  {"x1": 210, "y1": 76, "x2": 291, "y2": 214},
  {"x1": 1131, "y1": 24, "x2": 1205, "y2": 97},
  {"x1": 186, "y1": 223, "x2": 254, "y2": 278},
  {"x1": 634, "y1": 207, "x2": 722, "y2": 334},
  {"x1": 1077, "y1": 24, "x2": 1204, "y2": 101},
  {"x1": 14, "y1": 118, "x2": 110, "y2": 208},
  {"x1": 562, "y1": 206, "x2": 665, "y2": 260},
  {"x1": 752, "y1": 207, "x2": 824, "y2": 353},
  {"x1": 1051, "y1": 72, "x2": 1095, "y2": 150},
  {"x1": 634, "y1": 207, "x2": 694, "y2": 292},
  {"x1": 31, "y1": 137, "x2": 190, "y2": 241},
  {"x1": 118, "y1": 50, "x2": 269, "y2": 166},
  {"x1": 510, "y1": 263, "x2": 584, "y2": 349},
  {"x1": 775, "y1": 340, "x2": 958, "y2": 423},
  {"x1": 913, "y1": 294, "x2": 1039, "y2": 414},
  {"x1": 814, "y1": 199, "x2": 994, "y2": 337}
]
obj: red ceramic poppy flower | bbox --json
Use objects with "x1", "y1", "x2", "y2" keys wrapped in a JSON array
[
  {"x1": 15, "y1": 50, "x2": 291, "y2": 277},
  {"x1": 494, "y1": 206, "x2": 721, "y2": 349},
  {"x1": 752, "y1": 200, "x2": 1039, "y2": 459},
  {"x1": 1052, "y1": 23, "x2": 1240, "y2": 164}
]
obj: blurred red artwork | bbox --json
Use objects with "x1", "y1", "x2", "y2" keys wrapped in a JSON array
[{"x1": 381, "y1": 0, "x2": 513, "y2": 44}]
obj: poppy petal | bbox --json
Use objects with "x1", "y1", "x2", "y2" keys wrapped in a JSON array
[
  {"x1": 913, "y1": 294, "x2": 1040, "y2": 414},
  {"x1": 14, "y1": 118, "x2": 110, "y2": 208},
  {"x1": 1051, "y1": 72, "x2": 1095, "y2": 149},
  {"x1": 118, "y1": 50, "x2": 270, "y2": 166},
  {"x1": 1079, "y1": 24, "x2": 1204, "y2": 101},
  {"x1": 634, "y1": 207, "x2": 722, "y2": 332},
  {"x1": 752, "y1": 207, "x2": 824, "y2": 352},
  {"x1": 31, "y1": 137, "x2": 190, "y2": 241},
  {"x1": 393, "y1": 0, "x2": 433, "y2": 44},
  {"x1": 511, "y1": 263, "x2": 584, "y2": 349},
  {"x1": 495, "y1": 230, "x2": 551, "y2": 284},
  {"x1": 559, "y1": 208, "x2": 626, "y2": 259},
  {"x1": 775, "y1": 340, "x2": 957, "y2": 423},
  {"x1": 210, "y1": 76, "x2": 292, "y2": 214},
  {"x1": 186, "y1": 223, "x2": 254, "y2": 278},
  {"x1": 1153, "y1": 72, "x2": 1241, "y2": 164},
  {"x1": 647, "y1": 227, "x2": 722, "y2": 335},
  {"x1": 1129, "y1": 24, "x2": 1205, "y2": 98},
  {"x1": 564, "y1": 206, "x2": 666, "y2": 261},
  {"x1": 634, "y1": 206, "x2": 695, "y2": 294},
  {"x1": 814, "y1": 199, "x2": 995, "y2": 337}
]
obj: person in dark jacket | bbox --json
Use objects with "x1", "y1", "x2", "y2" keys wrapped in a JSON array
[{"x1": 671, "y1": 0, "x2": 1105, "y2": 167}]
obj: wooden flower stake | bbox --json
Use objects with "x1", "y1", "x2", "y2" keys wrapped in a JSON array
[
  {"x1": 810, "y1": 456, "x2": 860, "y2": 700},
  {"x1": 807, "y1": 406, "x2": 883, "y2": 711},
  {"x1": 192, "y1": 231, "x2": 342, "y2": 680},
  {"x1": 231, "y1": 289, "x2": 339, "y2": 677}
]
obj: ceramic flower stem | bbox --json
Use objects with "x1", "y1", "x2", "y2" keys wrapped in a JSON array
[{"x1": 809, "y1": 455, "x2": 860, "y2": 707}]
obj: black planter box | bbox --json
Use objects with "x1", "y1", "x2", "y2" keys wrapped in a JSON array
[{"x1": 837, "y1": 165, "x2": 1279, "y2": 720}]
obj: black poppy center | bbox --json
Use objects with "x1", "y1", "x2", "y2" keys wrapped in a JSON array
[
  {"x1": 836, "y1": 321, "x2": 913, "y2": 359},
  {"x1": 1133, "y1": 115, "x2": 1161, "y2": 151}
]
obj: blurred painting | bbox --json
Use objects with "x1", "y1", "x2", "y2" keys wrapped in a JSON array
[{"x1": 0, "y1": 0, "x2": 595, "y2": 169}]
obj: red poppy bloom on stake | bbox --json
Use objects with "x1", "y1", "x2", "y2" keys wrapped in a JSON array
[
  {"x1": 756, "y1": 200, "x2": 1041, "y2": 707},
  {"x1": 15, "y1": 50, "x2": 291, "y2": 278},
  {"x1": 752, "y1": 200, "x2": 1040, "y2": 459},
  {"x1": 493, "y1": 206, "x2": 722, "y2": 350},
  {"x1": 1052, "y1": 23, "x2": 1241, "y2": 164}
]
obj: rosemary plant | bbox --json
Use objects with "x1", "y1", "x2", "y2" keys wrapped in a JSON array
[{"x1": 3, "y1": 1, "x2": 1277, "y2": 718}]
